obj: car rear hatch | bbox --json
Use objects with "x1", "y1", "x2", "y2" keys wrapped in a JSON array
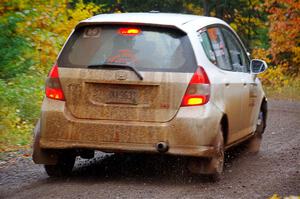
[{"x1": 57, "y1": 24, "x2": 197, "y2": 122}]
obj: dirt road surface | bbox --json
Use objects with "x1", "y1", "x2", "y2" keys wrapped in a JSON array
[{"x1": 0, "y1": 100, "x2": 299, "y2": 199}]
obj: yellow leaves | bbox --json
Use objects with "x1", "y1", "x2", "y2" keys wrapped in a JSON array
[
  {"x1": 183, "y1": 3, "x2": 203, "y2": 15},
  {"x1": 10, "y1": 0, "x2": 102, "y2": 72},
  {"x1": 252, "y1": 48, "x2": 271, "y2": 63},
  {"x1": 56, "y1": 1, "x2": 101, "y2": 37},
  {"x1": 0, "y1": 106, "x2": 32, "y2": 151},
  {"x1": 0, "y1": 0, "x2": 28, "y2": 15},
  {"x1": 258, "y1": 63, "x2": 289, "y2": 86},
  {"x1": 292, "y1": 47, "x2": 300, "y2": 64},
  {"x1": 265, "y1": 0, "x2": 300, "y2": 75},
  {"x1": 252, "y1": 48, "x2": 290, "y2": 86},
  {"x1": 269, "y1": 194, "x2": 281, "y2": 199},
  {"x1": 1, "y1": 4, "x2": 105, "y2": 153},
  {"x1": 229, "y1": 23, "x2": 238, "y2": 31},
  {"x1": 269, "y1": 194, "x2": 300, "y2": 199}
]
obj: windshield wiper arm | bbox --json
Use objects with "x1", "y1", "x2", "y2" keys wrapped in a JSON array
[{"x1": 87, "y1": 63, "x2": 143, "y2": 80}]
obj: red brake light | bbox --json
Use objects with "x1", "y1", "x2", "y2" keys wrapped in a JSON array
[
  {"x1": 45, "y1": 87, "x2": 64, "y2": 100},
  {"x1": 45, "y1": 64, "x2": 65, "y2": 101},
  {"x1": 118, "y1": 27, "x2": 141, "y2": 36},
  {"x1": 189, "y1": 67, "x2": 210, "y2": 84},
  {"x1": 48, "y1": 64, "x2": 59, "y2": 78},
  {"x1": 181, "y1": 66, "x2": 210, "y2": 106}
]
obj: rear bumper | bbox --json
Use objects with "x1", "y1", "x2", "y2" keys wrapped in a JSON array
[
  {"x1": 40, "y1": 140, "x2": 216, "y2": 157},
  {"x1": 37, "y1": 98, "x2": 223, "y2": 158}
]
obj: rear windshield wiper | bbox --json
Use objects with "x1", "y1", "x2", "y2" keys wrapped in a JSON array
[{"x1": 87, "y1": 63, "x2": 143, "y2": 80}]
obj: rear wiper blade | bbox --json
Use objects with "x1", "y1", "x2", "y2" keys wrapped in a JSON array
[{"x1": 87, "y1": 63, "x2": 143, "y2": 80}]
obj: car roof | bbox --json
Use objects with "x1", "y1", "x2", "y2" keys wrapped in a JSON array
[{"x1": 78, "y1": 12, "x2": 228, "y2": 33}]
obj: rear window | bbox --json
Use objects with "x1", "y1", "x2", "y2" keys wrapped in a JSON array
[{"x1": 58, "y1": 25, "x2": 197, "y2": 73}]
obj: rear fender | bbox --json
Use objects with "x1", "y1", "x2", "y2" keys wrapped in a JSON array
[
  {"x1": 188, "y1": 128, "x2": 223, "y2": 174},
  {"x1": 32, "y1": 119, "x2": 58, "y2": 165}
]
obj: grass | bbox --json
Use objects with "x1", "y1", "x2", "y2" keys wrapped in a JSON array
[
  {"x1": 0, "y1": 127, "x2": 33, "y2": 153},
  {"x1": 263, "y1": 78, "x2": 300, "y2": 101}
]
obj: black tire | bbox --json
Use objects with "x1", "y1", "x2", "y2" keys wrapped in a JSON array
[
  {"x1": 247, "y1": 108, "x2": 266, "y2": 153},
  {"x1": 44, "y1": 152, "x2": 76, "y2": 177},
  {"x1": 187, "y1": 126, "x2": 224, "y2": 181},
  {"x1": 207, "y1": 127, "x2": 224, "y2": 181}
]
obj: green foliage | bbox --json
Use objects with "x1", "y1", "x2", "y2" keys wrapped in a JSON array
[
  {"x1": 84, "y1": 0, "x2": 203, "y2": 13},
  {"x1": 86, "y1": 0, "x2": 268, "y2": 50},
  {"x1": 0, "y1": 0, "x2": 101, "y2": 151},
  {"x1": 0, "y1": 73, "x2": 44, "y2": 151},
  {"x1": 121, "y1": 0, "x2": 200, "y2": 13},
  {"x1": 0, "y1": 12, "x2": 34, "y2": 79}
]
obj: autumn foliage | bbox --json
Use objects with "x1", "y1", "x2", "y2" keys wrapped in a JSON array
[
  {"x1": 0, "y1": 0, "x2": 101, "y2": 151},
  {"x1": 249, "y1": 0, "x2": 299, "y2": 88},
  {"x1": 266, "y1": 0, "x2": 300, "y2": 74}
]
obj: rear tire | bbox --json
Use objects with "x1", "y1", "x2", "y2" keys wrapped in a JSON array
[
  {"x1": 44, "y1": 152, "x2": 76, "y2": 177},
  {"x1": 207, "y1": 127, "x2": 224, "y2": 181},
  {"x1": 247, "y1": 109, "x2": 265, "y2": 154},
  {"x1": 188, "y1": 126, "x2": 224, "y2": 181}
]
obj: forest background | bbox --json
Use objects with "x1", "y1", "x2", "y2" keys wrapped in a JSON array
[{"x1": 0, "y1": 0, "x2": 299, "y2": 152}]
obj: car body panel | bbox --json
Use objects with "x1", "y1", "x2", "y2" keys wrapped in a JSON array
[
  {"x1": 59, "y1": 68, "x2": 192, "y2": 122},
  {"x1": 33, "y1": 97, "x2": 223, "y2": 164},
  {"x1": 77, "y1": 13, "x2": 228, "y2": 34},
  {"x1": 188, "y1": 24, "x2": 265, "y2": 144}
]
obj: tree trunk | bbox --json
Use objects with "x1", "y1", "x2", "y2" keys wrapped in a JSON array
[
  {"x1": 203, "y1": 0, "x2": 210, "y2": 16},
  {"x1": 216, "y1": 0, "x2": 224, "y2": 19}
]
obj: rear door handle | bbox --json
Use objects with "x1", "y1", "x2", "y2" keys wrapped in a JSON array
[{"x1": 225, "y1": 82, "x2": 230, "y2": 87}]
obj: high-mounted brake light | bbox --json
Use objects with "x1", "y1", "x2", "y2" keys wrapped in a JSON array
[
  {"x1": 181, "y1": 66, "x2": 210, "y2": 106},
  {"x1": 118, "y1": 27, "x2": 141, "y2": 36},
  {"x1": 45, "y1": 64, "x2": 65, "y2": 101}
]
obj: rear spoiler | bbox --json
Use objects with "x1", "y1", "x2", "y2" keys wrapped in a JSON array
[{"x1": 75, "y1": 21, "x2": 187, "y2": 35}]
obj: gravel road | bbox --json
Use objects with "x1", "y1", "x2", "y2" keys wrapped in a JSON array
[{"x1": 0, "y1": 100, "x2": 299, "y2": 199}]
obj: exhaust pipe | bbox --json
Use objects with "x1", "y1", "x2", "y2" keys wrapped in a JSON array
[{"x1": 155, "y1": 142, "x2": 169, "y2": 153}]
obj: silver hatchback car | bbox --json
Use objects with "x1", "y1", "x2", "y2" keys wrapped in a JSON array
[{"x1": 33, "y1": 13, "x2": 268, "y2": 179}]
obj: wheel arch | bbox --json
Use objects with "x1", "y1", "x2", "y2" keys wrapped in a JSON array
[
  {"x1": 261, "y1": 97, "x2": 268, "y2": 130},
  {"x1": 220, "y1": 114, "x2": 229, "y2": 145},
  {"x1": 32, "y1": 119, "x2": 58, "y2": 165}
]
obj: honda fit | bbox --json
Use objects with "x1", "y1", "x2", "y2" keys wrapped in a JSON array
[{"x1": 32, "y1": 13, "x2": 268, "y2": 179}]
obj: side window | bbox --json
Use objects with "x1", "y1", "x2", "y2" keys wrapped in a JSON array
[
  {"x1": 207, "y1": 27, "x2": 232, "y2": 71},
  {"x1": 221, "y1": 28, "x2": 249, "y2": 73},
  {"x1": 199, "y1": 31, "x2": 217, "y2": 65}
]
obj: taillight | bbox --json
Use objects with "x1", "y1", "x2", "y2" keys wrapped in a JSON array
[
  {"x1": 181, "y1": 66, "x2": 210, "y2": 106},
  {"x1": 45, "y1": 64, "x2": 65, "y2": 101},
  {"x1": 118, "y1": 27, "x2": 141, "y2": 36}
]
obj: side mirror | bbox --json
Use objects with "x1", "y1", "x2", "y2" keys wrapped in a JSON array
[{"x1": 250, "y1": 59, "x2": 268, "y2": 74}]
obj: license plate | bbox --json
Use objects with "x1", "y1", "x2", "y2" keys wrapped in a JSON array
[{"x1": 106, "y1": 88, "x2": 138, "y2": 104}]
